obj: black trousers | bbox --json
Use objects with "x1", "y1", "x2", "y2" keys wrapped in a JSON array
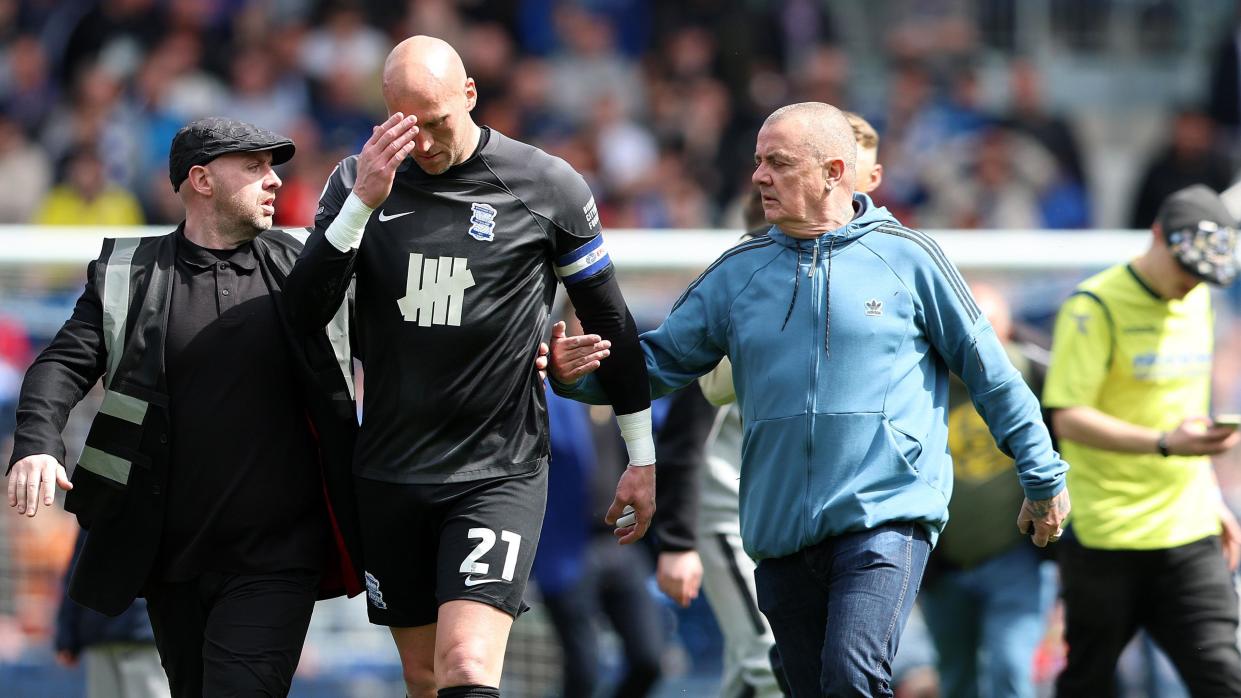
[
  {"x1": 144, "y1": 570, "x2": 319, "y2": 698},
  {"x1": 1056, "y1": 531, "x2": 1241, "y2": 698}
]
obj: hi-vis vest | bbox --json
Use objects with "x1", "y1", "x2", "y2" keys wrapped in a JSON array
[{"x1": 68, "y1": 231, "x2": 354, "y2": 526}]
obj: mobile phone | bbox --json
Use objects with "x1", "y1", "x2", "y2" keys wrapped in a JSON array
[{"x1": 1213, "y1": 413, "x2": 1241, "y2": 430}]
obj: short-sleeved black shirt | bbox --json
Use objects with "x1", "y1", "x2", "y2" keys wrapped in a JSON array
[{"x1": 315, "y1": 128, "x2": 610, "y2": 484}]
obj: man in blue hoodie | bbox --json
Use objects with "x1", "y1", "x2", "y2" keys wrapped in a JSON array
[{"x1": 550, "y1": 101, "x2": 1070, "y2": 697}]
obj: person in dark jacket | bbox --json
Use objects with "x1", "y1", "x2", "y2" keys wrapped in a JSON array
[
  {"x1": 55, "y1": 528, "x2": 168, "y2": 698},
  {"x1": 6, "y1": 117, "x2": 364, "y2": 698},
  {"x1": 534, "y1": 384, "x2": 666, "y2": 698}
]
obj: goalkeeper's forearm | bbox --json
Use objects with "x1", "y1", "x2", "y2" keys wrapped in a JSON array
[{"x1": 565, "y1": 271, "x2": 653, "y2": 465}]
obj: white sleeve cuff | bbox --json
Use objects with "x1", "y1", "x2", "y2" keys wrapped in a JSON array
[
  {"x1": 324, "y1": 192, "x2": 374, "y2": 252},
  {"x1": 617, "y1": 407, "x2": 655, "y2": 466}
]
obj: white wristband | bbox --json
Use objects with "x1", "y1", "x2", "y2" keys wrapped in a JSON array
[
  {"x1": 325, "y1": 191, "x2": 374, "y2": 252},
  {"x1": 617, "y1": 407, "x2": 655, "y2": 466}
]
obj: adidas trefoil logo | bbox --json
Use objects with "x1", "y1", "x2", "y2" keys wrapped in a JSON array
[{"x1": 865, "y1": 299, "x2": 883, "y2": 317}]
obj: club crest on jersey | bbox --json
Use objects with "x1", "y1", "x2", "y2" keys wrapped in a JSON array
[{"x1": 469, "y1": 202, "x2": 497, "y2": 242}]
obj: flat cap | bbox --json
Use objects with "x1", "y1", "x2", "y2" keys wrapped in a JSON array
[{"x1": 169, "y1": 117, "x2": 295, "y2": 191}]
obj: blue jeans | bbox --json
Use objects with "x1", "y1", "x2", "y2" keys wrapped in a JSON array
[
  {"x1": 920, "y1": 544, "x2": 1056, "y2": 698},
  {"x1": 754, "y1": 523, "x2": 931, "y2": 697}
]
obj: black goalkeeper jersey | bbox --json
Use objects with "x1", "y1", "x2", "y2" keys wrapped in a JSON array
[{"x1": 306, "y1": 128, "x2": 621, "y2": 484}]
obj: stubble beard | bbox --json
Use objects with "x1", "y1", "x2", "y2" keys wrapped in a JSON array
[{"x1": 218, "y1": 191, "x2": 269, "y2": 243}]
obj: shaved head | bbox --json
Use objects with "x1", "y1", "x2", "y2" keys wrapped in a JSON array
[
  {"x1": 380, "y1": 35, "x2": 481, "y2": 174},
  {"x1": 382, "y1": 35, "x2": 468, "y2": 111},
  {"x1": 763, "y1": 102, "x2": 856, "y2": 183}
]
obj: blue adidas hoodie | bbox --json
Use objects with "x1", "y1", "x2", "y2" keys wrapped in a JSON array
[{"x1": 555, "y1": 194, "x2": 1067, "y2": 561}]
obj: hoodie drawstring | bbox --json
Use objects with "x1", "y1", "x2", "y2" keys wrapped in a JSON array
[
  {"x1": 824, "y1": 237, "x2": 835, "y2": 357},
  {"x1": 781, "y1": 246, "x2": 803, "y2": 331}
]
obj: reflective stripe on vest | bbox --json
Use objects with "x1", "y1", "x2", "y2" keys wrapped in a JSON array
[
  {"x1": 80, "y1": 238, "x2": 146, "y2": 486},
  {"x1": 78, "y1": 445, "x2": 131, "y2": 485},
  {"x1": 98, "y1": 389, "x2": 148, "y2": 426},
  {"x1": 101, "y1": 238, "x2": 140, "y2": 387}
]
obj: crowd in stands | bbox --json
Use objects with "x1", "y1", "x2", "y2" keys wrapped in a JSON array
[
  {"x1": 4, "y1": 2, "x2": 1241, "y2": 696},
  {"x1": 0, "y1": 0, "x2": 1235, "y2": 233}
]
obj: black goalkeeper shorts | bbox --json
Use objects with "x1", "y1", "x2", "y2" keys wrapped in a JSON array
[{"x1": 354, "y1": 461, "x2": 548, "y2": 627}]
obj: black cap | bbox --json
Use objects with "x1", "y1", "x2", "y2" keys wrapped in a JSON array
[
  {"x1": 1156, "y1": 184, "x2": 1240, "y2": 286},
  {"x1": 169, "y1": 117, "x2": 295, "y2": 192}
]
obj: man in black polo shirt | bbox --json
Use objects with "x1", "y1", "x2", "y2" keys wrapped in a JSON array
[{"x1": 6, "y1": 118, "x2": 365, "y2": 698}]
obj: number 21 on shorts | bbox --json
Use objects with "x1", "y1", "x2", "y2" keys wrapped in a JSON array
[{"x1": 460, "y1": 528, "x2": 521, "y2": 585}]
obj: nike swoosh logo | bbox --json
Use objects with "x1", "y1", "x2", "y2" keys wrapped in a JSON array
[
  {"x1": 463, "y1": 576, "x2": 504, "y2": 587},
  {"x1": 377, "y1": 209, "x2": 414, "y2": 222}
]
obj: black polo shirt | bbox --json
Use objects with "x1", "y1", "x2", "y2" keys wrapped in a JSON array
[{"x1": 155, "y1": 230, "x2": 326, "y2": 582}]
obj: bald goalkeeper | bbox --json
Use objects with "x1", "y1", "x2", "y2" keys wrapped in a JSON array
[{"x1": 284, "y1": 36, "x2": 654, "y2": 698}]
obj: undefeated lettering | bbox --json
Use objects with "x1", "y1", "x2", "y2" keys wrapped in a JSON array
[{"x1": 397, "y1": 253, "x2": 476, "y2": 326}]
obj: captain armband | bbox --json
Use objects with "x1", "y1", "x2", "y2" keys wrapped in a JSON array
[{"x1": 554, "y1": 236, "x2": 612, "y2": 286}]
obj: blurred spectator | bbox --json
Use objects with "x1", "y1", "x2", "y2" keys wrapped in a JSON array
[
  {"x1": 938, "y1": 64, "x2": 993, "y2": 139},
  {"x1": 40, "y1": 62, "x2": 139, "y2": 190},
  {"x1": 461, "y1": 22, "x2": 517, "y2": 116},
  {"x1": 0, "y1": 113, "x2": 52, "y2": 223},
  {"x1": 1005, "y1": 58, "x2": 1085, "y2": 184},
  {"x1": 920, "y1": 284, "x2": 1057, "y2": 698},
  {"x1": 1130, "y1": 110, "x2": 1235, "y2": 228},
  {"x1": 590, "y1": 94, "x2": 658, "y2": 195},
  {"x1": 536, "y1": 386, "x2": 665, "y2": 698},
  {"x1": 0, "y1": 35, "x2": 58, "y2": 136},
  {"x1": 920, "y1": 127, "x2": 1062, "y2": 229},
  {"x1": 791, "y1": 46, "x2": 849, "y2": 107},
  {"x1": 54, "y1": 529, "x2": 168, "y2": 698},
  {"x1": 130, "y1": 32, "x2": 227, "y2": 126},
  {"x1": 548, "y1": 6, "x2": 646, "y2": 123},
  {"x1": 220, "y1": 46, "x2": 309, "y2": 138},
  {"x1": 622, "y1": 148, "x2": 712, "y2": 229},
  {"x1": 867, "y1": 61, "x2": 940, "y2": 218},
  {"x1": 58, "y1": 0, "x2": 166, "y2": 85},
  {"x1": 311, "y1": 66, "x2": 380, "y2": 155},
  {"x1": 299, "y1": 1, "x2": 389, "y2": 84},
  {"x1": 395, "y1": 0, "x2": 468, "y2": 52},
  {"x1": 768, "y1": 0, "x2": 839, "y2": 72},
  {"x1": 661, "y1": 25, "x2": 718, "y2": 83},
  {"x1": 509, "y1": 57, "x2": 576, "y2": 142},
  {"x1": 33, "y1": 147, "x2": 144, "y2": 226}
]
